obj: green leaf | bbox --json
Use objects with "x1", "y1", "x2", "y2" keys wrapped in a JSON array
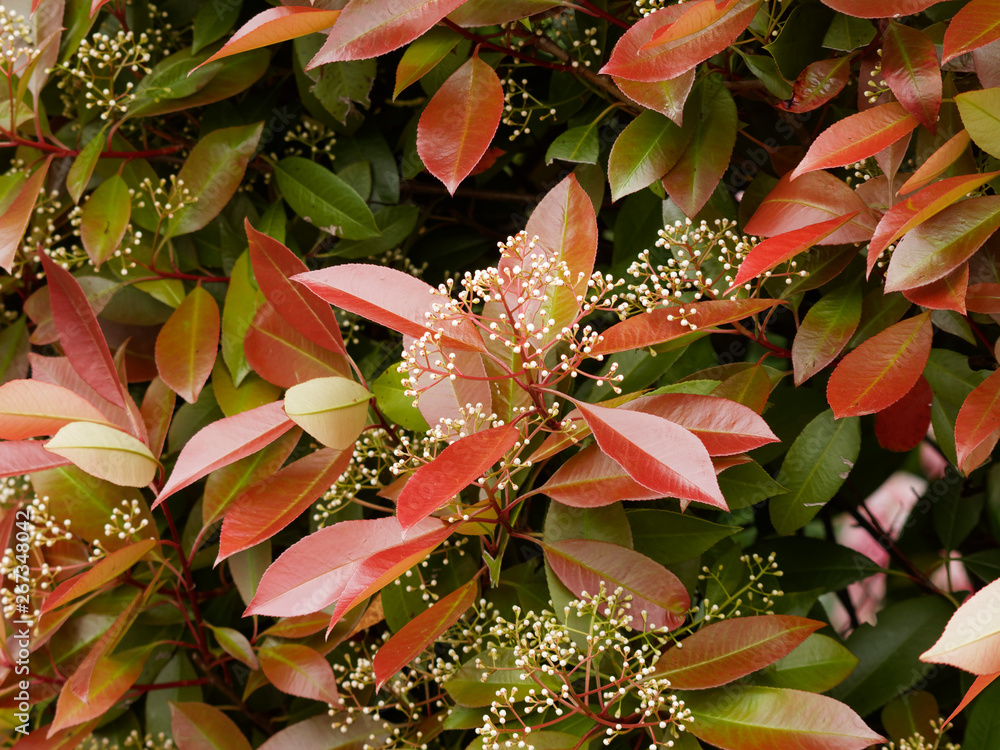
[
  {"x1": 332, "y1": 205, "x2": 420, "y2": 260},
  {"x1": 167, "y1": 122, "x2": 264, "y2": 238},
  {"x1": 753, "y1": 537, "x2": 880, "y2": 593},
  {"x1": 609, "y1": 110, "x2": 691, "y2": 201},
  {"x1": 828, "y1": 597, "x2": 954, "y2": 717},
  {"x1": 923, "y1": 349, "x2": 990, "y2": 465},
  {"x1": 221, "y1": 251, "x2": 259, "y2": 387},
  {"x1": 742, "y1": 53, "x2": 794, "y2": 99},
  {"x1": 372, "y1": 363, "x2": 429, "y2": 432},
  {"x1": 823, "y1": 14, "x2": 876, "y2": 50},
  {"x1": 792, "y1": 282, "x2": 862, "y2": 386},
  {"x1": 0, "y1": 315, "x2": 29, "y2": 384},
  {"x1": 546, "y1": 123, "x2": 600, "y2": 165},
  {"x1": 192, "y1": 0, "x2": 243, "y2": 54},
  {"x1": 212, "y1": 360, "x2": 281, "y2": 418},
  {"x1": 933, "y1": 488, "x2": 984, "y2": 550},
  {"x1": 170, "y1": 701, "x2": 252, "y2": 750},
  {"x1": 275, "y1": 157, "x2": 380, "y2": 240},
  {"x1": 956, "y1": 87, "x2": 1000, "y2": 159},
  {"x1": 717, "y1": 461, "x2": 787, "y2": 510},
  {"x1": 628, "y1": 509, "x2": 739, "y2": 564},
  {"x1": 128, "y1": 48, "x2": 225, "y2": 118},
  {"x1": 312, "y1": 59, "x2": 377, "y2": 124},
  {"x1": 444, "y1": 648, "x2": 560, "y2": 707},
  {"x1": 337, "y1": 161, "x2": 372, "y2": 202},
  {"x1": 757, "y1": 633, "x2": 859, "y2": 693},
  {"x1": 394, "y1": 27, "x2": 460, "y2": 99},
  {"x1": 770, "y1": 409, "x2": 861, "y2": 535},
  {"x1": 79, "y1": 175, "x2": 131, "y2": 269},
  {"x1": 67, "y1": 126, "x2": 108, "y2": 204}
]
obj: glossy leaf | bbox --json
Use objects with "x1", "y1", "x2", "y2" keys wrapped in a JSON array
[
  {"x1": 170, "y1": 701, "x2": 252, "y2": 750},
  {"x1": 770, "y1": 409, "x2": 861, "y2": 535},
  {"x1": 221, "y1": 251, "x2": 257, "y2": 387},
  {"x1": 791, "y1": 103, "x2": 918, "y2": 179},
  {"x1": 244, "y1": 302, "x2": 351, "y2": 388},
  {"x1": 44, "y1": 422, "x2": 158, "y2": 487},
  {"x1": 445, "y1": 648, "x2": 560, "y2": 708},
  {"x1": 626, "y1": 393, "x2": 778, "y2": 455},
  {"x1": 955, "y1": 369, "x2": 1000, "y2": 474},
  {"x1": 662, "y1": 76, "x2": 737, "y2": 217},
  {"x1": 50, "y1": 647, "x2": 151, "y2": 734},
  {"x1": 293, "y1": 263, "x2": 485, "y2": 352},
  {"x1": 828, "y1": 313, "x2": 933, "y2": 418},
  {"x1": 246, "y1": 516, "x2": 452, "y2": 618},
  {"x1": 614, "y1": 69, "x2": 695, "y2": 126},
  {"x1": 882, "y1": 23, "x2": 942, "y2": 132},
  {"x1": 194, "y1": 7, "x2": 341, "y2": 70},
  {"x1": 309, "y1": 0, "x2": 468, "y2": 66},
  {"x1": 207, "y1": 625, "x2": 259, "y2": 671},
  {"x1": 943, "y1": 0, "x2": 1000, "y2": 63},
  {"x1": 80, "y1": 175, "x2": 131, "y2": 268},
  {"x1": 282, "y1": 376, "x2": 371, "y2": 450},
  {"x1": 67, "y1": 128, "x2": 107, "y2": 204},
  {"x1": 601, "y1": 0, "x2": 760, "y2": 82},
  {"x1": 899, "y1": 131, "x2": 971, "y2": 194},
  {"x1": 956, "y1": 87, "x2": 1000, "y2": 159},
  {"x1": 259, "y1": 643, "x2": 341, "y2": 704},
  {"x1": 41, "y1": 538, "x2": 156, "y2": 612},
  {"x1": 417, "y1": 54, "x2": 503, "y2": 195},
  {"x1": 759, "y1": 634, "x2": 860, "y2": 693},
  {"x1": 683, "y1": 686, "x2": 884, "y2": 749},
  {"x1": 397, "y1": 423, "x2": 519, "y2": 532},
  {"x1": 274, "y1": 157, "x2": 380, "y2": 239},
  {"x1": 154, "y1": 401, "x2": 296, "y2": 506},
  {"x1": 922, "y1": 576, "x2": 1000, "y2": 674},
  {"x1": 393, "y1": 27, "x2": 459, "y2": 99},
  {"x1": 967, "y1": 282, "x2": 1000, "y2": 313},
  {"x1": 0, "y1": 379, "x2": 113, "y2": 439},
  {"x1": 167, "y1": 123, "x2": 263, "y2": 237},
  {"x1": 780, "y1": 56, "x2": 852, "y2": 113},
  {"x1": 218, "y1": 447, "x2": 351, "y2": 561},
  {"x1": 609, "y1": 111, "x2": 690, "y2": 201},
  {"x1": 246, "y1": 220, "x2": 347, "y2": 355},
  {"x1": 792, "y1": 284, "x2": 862, "y2": 386},
  {"x1": 592, "y1": 299, "x2": 781, "y2": 355},
  {"x1": 629, "y1": 508, "x2": 740, "y2": 564},
  {"x1": 574, "y1": 401, "x2": 727, "y2": 510},
  {"x1": 820, "y1": 0, "x2": 942, "y2": 17},
  {"x1": 373, "y1": 578, "x2": 477, "y2": 689},
  {"x1": 155, "y1": 286, "x2": 220, "y2": 405},
  {"x1": 447, "y1": 0, "x2": 560, "y2": 26},
  {"x1": 141, "y1": 376, "x2": 175, "y2": 460},
  {"x1": 653, "y1": 616, "x2": 823, "y2": 688},
  {"x1": 745, "y1": 171, "x2": 875, "y2": 243},
  {"x1": 905, "y1": 265, "x2": 971, "y2": 310},
  {"x1": 545, "y1": 539, "x2": 690, "y2": 631},
  {"x1": 0, "y1": 158, "x2": 50, "y2": 272},
  {"x1": 541, "y1": 443, "x2": 664, "y2": 508},
  {"x1": 730, "y1": 212, "x2": 861, "y2": 289},
  {"x1": 875, "y1": 374, "x2": 933, "y2": 453}
]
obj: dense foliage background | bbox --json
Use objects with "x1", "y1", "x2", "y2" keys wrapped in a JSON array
[{"x1": 3, "y1": 0, "x2": 1000, "y2": 748}]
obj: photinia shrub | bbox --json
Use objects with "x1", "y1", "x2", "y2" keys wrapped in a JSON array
[{"x1": 2, "y1": 0, "x2": 1000, "y2": 748}]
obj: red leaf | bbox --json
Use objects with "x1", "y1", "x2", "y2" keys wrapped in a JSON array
[
  {"x1": 882, "y1": 23, "x2": 942, "y2": 132},
  {"x1": 545, "y1": 539, "x2": 691, "y2": 631},
  {"x1": 792, "y1": 285, "x2": 862, "y2": 386},
  {"x1": 416, "y1": 53, "x2": 503, "y2": 195},
  {"x1": 524, "y1": 174, "x2": 598, "y2": 298},
  {"x1": 373, "y1": 578, "x2": 477, "y2": 689},
  {"x1": 745, "y1": 171, "x2": 876, "y2": 243},
  {"x1": 293, "y1": 264, "x2": 485, "y2": 352},
  {"x1": 592, "y1": 299, "x2": 782, "y2": 355},
  {"x1": 943, "y1": 0, "x2": 1000, "y2": 63},
  {"x1": 625, "y1": 393, "x2": 778, "y2": 455},
  {"x1": 0, "y1": 439, "x2": 70, "y2": 477},
  {"x1": 246, "y1": 221, "x2": 347, "y2": 355},
  {"x1": 259, "y1": 643, "x2": 341, "y2": 704},
  {"x1": 875, "y1": 374, "x2": 932, "y2": 452},
  {"x1": 0, "y1": 379, "x2": 113, "y2": 439},
  {"x1": 246, "y1": 516, "x2": 452, "y2": 618},
  {"x1": 155, "y1": 286, "x2": 219, "y2": 405},
  {"x1": 867, "y1": 171, "x2": 1000, "y2": 271},
  {"x1": 540, "y1": 443, "x2": 663, "y2": 508},
  {"x1": 899, "y1": 131, "x2": 972, "y2": 194},
  {"x1": 154, "y1": 401, "x2": 296, "y2": 507},
  {"x1": 38, "y1": 252, "x2": 129, "y2": 414},
  {"x1": 0, "y1": 158, "x2": 50, "y2": 272},
  {"x1": 652, "y1": 615, "x2": 823, "y2": 688},
  {"x1": 820, "y1": 0, "x2": 943, "y2": 17},
  {"x1": 50, "y1": 648, "x2": 150, "y2": 735},
  {"x1": 790, "y1": 103, "x2": 918, "y2": 180},
  {"x1": 140, "y1": 377, "x2": 175, "y2": 460},
  {"x1": 885, "y1": 196, "x2": 1000, "y2": 292},
  {"x1": 713, "y1": 363, "x2": 773, "y2": 413},
  {"x1": 309, "y1": 0, "x2": 468, "y2": 65},
  {"x1": 956, "y1": 369, "x2": 1000, "y2": 473},
  {"x1": 195, "y1": 7, "x2": 341, "y2": 71},
  {"x1": 967, "y1": 282, "x2": 1000, "y2": 313},
  {"x1": 244, "y1": 302, "x2": 351, "y2": 388},
  {"x1": 41, "y1": 538, "x2": 156, "y2": 612},
  {"x1": 779, "y1": 56, "x2": 852, "y2": 114},
  {"x1": 573, "y1": 401, "x2": 727, "y2": 510},
  {"x1": 217, "y1": 447, "x2": 352, "y2": 562},
  {"x1": 729, "y1": 212, "x2": 861, "y2": 289},
  {"x1": 600, "y1": 0, "x2": 759, "y2": 82},
  {"x1": 170, "y1": 702, "x2": 252, "y2": 750},
  {"x1": 397, "y1": 423, "x2": 520, "y2": 532},
  {"x1": 827, "y1": 312, "x2": 933, "y2": 419},
  {"x1": 614, "y1": 69, "x2": 695, "y2": 126},
  {"x1": 944, "y1": 672, "x2": 1000, "y2": 727},
  {"x1": 902, "y1": 263, "x2": 969, "y2": 313}
]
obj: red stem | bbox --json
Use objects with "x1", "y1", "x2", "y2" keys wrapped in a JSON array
[
  {"x1": 0, "y1": 132, "x2": 183, "y2": 160},
  {"x1": 573, "y1": 0, "x2": 631, "y2": 28}
]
